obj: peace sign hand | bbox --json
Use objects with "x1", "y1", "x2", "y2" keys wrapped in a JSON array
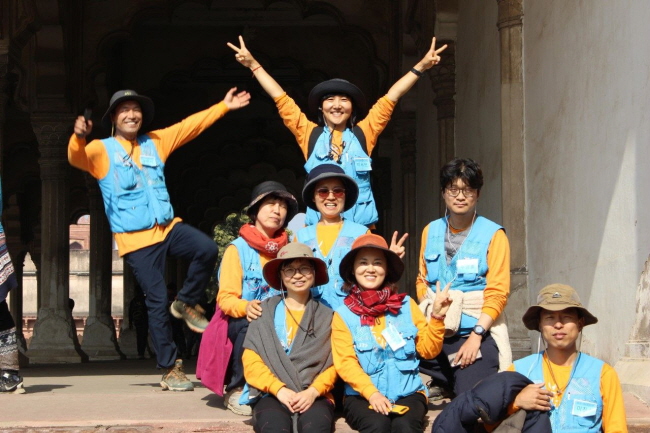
[
  {"x1": 226, "y1": 35, "x2": 259, "y2": 69},
  {"x1": 418, "y1": 37, "x2": 448, "y2": 71},
  {"x1": 432, "y1": 281, "x2": 453, "y2": 317},
  {"x1": 388, "y1": 231, "x2": 409, "y2": 259}
]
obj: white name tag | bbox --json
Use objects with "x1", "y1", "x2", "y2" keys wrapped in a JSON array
[
  {"x1": 140, "y1": 155, "x2": 157, "y2": 167},
  {"x1": 354, "y1": 157, "x2": 372, "y2": 172},
  {"x1": 572, "y1": 399, "x2": 598, "y2": 418},
  {"x1": 457, "y1": 258, "x2": 479, "y2": 275},
  {"x1": 381, "y1": 322, "x2": 406, "y2": 351}
]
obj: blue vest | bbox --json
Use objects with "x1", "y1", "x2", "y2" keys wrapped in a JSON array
[
  {"x1": 97, "y1": 136, "x2": 174, "y2": 233},
  {"x1": 336, "y1": 297, "x2": 426, "y2": 402},
  {"x1": 304, "y1": 128, "x2": 377, "y2": 227},
  {"x1": 220, "y1": 237, "x2": 280, "y2": 302},
  {"x1": 423, "y1": 216, "x2": 502, "y2": 333},
  {"x1": 297, "y1": 221, "x2": 367, "y2": 310},
  {"x1": 514, "y1": 352, "x2": 604, "y2": 432}
]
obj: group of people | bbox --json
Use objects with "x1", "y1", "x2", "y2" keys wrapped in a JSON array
[{"x1": 0, "y1": 31, "x2": 611, "y2": 433}]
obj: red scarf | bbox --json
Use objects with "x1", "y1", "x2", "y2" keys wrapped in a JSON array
[
  {"x1": 239, "y1": 223, "x2": 288, "y2": 258},
  {"x1": 344, "y1": 285, "x2": 406, "y2": 326}
]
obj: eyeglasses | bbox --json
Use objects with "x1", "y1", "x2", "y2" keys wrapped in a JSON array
[
  {"x1": 281, "y1": 265, "x2": 315, "y2": 278},
  {"x1": 445, "y1": 187, "x2": 477, "y2": 198},
  {"x1": 316, "y1": 187, "x2": 346, "y2": 199}
]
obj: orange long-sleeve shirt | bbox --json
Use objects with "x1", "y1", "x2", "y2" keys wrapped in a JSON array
[
  {"x1": 331, "y1": 298, "x2": 445, "y2": 400},
  {"x1": 507, "y1": 354, "x2": 628, "y2": 432},
  {"x1": 216, "y1": 243, "x2": 275, "y2": 318},
  {"x1": 274, "y1": 93, "x2": 396, "y2": 159},
  {"x1": 68, "y1": 101, "x2": 230, "y2": 257},
  {"x1": 242, "y1": 308, "x2": 337, "y2": 400},
  {"x1": 415, "y1": 224, "x2": 510, "y2": 321}
]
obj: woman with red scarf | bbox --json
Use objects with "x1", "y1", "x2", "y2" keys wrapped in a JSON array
[
  {"x1": 200, "y1": 181, "x2": 298, "y2": 416},
  {"x1": 331, "y1": 234, "x2": 452, "y2": 433}
]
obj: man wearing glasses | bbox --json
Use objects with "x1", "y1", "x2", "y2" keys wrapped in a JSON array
[{"x1": 415, "y1": 158, "x2": 512, "y2": 401}]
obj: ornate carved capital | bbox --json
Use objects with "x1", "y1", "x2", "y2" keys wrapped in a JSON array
[
  {"x1": 497, "y1": 0, "x2": 524, "y2": 30},
  {"x1": 32, "y1": 115, "x2": 74, "y2": 179},
  {"x1": 429, "y1": 40, "x2": 456, "y2": 120}
]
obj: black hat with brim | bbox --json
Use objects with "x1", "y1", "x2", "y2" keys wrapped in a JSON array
[
  {"x1": 101, "y1": 90, "x2": 155, "y2": 132},
  {"x1": 308, "y1": 79, "x2": 367, "y2": 119},
  {"x1": 246, "y1": 181, "x2": 299, "y2": 224},
  {"x1": 302, "y1": 164, "x2": 359, "y2": 212}
]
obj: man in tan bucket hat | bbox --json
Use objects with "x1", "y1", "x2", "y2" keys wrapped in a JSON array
[{"x1": 509, "y1": 284, "x2": 627, "y2": 432}]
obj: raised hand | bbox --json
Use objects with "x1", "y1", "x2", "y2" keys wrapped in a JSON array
[
  {"x1": 432, "y1": 281, "x2": 452, "y2": 317},
  {"x1": 73, "y1": 116, "x2": 93, "y2": 139},
  {"x1": 222, "y1": 87, "x2": 251, "y2": 111},
  {"x1": 226, "y1": 36, "x2": 258, "y2": 69},
  {"x1": 418, "y1": 37, "x2": 448, "y2": 71},
  {"x1": 388, "y1": 231, "x2": 409, "y2": 259}
]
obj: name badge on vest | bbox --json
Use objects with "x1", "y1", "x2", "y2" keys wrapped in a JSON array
[
  {"x1": 382, "y1": 322, "x2": 406, "y2": 351},
  {"x1": 354, "y1": 157, "x2": 372, "y2": 172},
  {"x1": 140, "y1": 155, "x2": 157, "y2": 167},
  {"x1": 571, "y1": 399, "x2": 598, "y2": 418},
  {"x1": 456, "y1": 258, "x2": 479, "y2": 280}
]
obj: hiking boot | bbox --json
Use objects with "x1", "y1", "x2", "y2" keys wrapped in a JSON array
[
  {"x1": 170, "y1": 300, "x2": 209, "y2": 333},
  {"x1": 426, "y1": 380, "x2": 453, "y2": 402},
  {"x1": 0, "y1": 370, "x2": 25, "y2": 394},
  {"x1": 160, "y1": 359, "x2": 194, "y2": 391},
  {"x1": 223, "y1": 387, "x2": 252, "y2": 416}
]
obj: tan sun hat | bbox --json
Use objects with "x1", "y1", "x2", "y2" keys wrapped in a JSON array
[
  {"x1": 263, "y1": 242, "x2": 329, "y2": 290},
  {"x1": 522, "y1": 283, "x2": 598, "y2": 330}
]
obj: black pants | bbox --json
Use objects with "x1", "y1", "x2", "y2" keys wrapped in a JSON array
[
  {"x1": 419, "y1": 332, "x2": 499, "y2": 397},
  {"x1": 343, "y1": 393, "x2": 428, "y2": 433},
  {"x1": 253, "y1": 395, "x2": 334, "y2": 433},
  {"x1": 125, "y1": 222, "x2": 218, "y2": 369},
  {"x1": 226, "y1": 316, "x2": 249, "y2": 391}
]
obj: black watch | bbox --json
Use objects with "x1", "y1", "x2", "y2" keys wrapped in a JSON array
[{"x1": 472, "y1": 325, "x2": 486, "y2": 336}]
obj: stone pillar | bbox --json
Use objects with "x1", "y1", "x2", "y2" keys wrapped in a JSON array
[
  {"x1": 395, "y1": 118, "x2": 418, "y2": 295},
  {"x1": 118, "y1": 261, "x2": 139, "y2": 358},
  {"x1": 81, "y1": 177, "x2": 123, "y2": 360},
  {"x1": 28, "y1": 116, "x2": 86, "y2": 363},
  {"x1": 496, "y1": 0, "x2": 530, "y2": 360},
  {"x1": 615, "y1": 256, "x2": 650, "y2": 403},
  {"x1": 429, "y1": 41, "x2": 456, "y2": 214}
]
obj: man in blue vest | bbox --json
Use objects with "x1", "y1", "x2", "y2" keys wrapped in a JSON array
[
  {"x1": 511, "y1": 284, "x2": 627, "y2": 432},
  {"x1": 69, "y1": 87, "x2": 250, "y2": 391}
]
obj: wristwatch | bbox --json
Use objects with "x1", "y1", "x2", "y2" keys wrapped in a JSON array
[{"x1": 472, "y1": 325, "x2": 486, "y2": 336}]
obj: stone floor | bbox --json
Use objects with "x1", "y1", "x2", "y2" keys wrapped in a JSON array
[{"x1": 0, "y1": 358, "x2": 648, "y2": 432}]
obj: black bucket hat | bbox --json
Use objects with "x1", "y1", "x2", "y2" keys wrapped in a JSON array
[
  {"x1": 307, "y1": 79, "x2": 367, "y2": 119},
  {"x1": 263, "y1": 243, "x2": 329, "y2": 290},
  {"x1": 339, "y1": 234, "x2": 404, "y2": 285},
  {"x1": 101, "y1": 90, "x2": 155, "y2": 132},
  {"x1": 246, "y1": 181, "x2": 299, "y2": 225},
  {"x1": 302, "y1": 164, "x2": 359, "y2": 212}
]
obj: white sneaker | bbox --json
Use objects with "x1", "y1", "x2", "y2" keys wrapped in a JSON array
[{"x1": 223, "y1": 387, "x2": 252, "y2": 416}]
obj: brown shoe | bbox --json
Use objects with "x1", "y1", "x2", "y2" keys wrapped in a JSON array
[
  {"x1": 170, "y1": 300, "x2": 209, "y2": 333},
  {"x1": 160, "y1": 359, "x2": 194, "y2": 391}
]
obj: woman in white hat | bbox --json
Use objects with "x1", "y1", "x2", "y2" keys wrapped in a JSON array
[
  {"x1": 332, "y1": 234, "x2": 451, "y2": 433},
  {"x1": 242, "y1": 242, "x2": 336, "y2": 433},
  {"x1": 227, "y1": 36, "x2": 446, "y2": 228},
  {"x1": 510, "y1": 284, "x2": 627, "y2": 432}
]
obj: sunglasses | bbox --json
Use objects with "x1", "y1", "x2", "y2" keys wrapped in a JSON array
[{"x1": 316, "y1": 187, "x2": 346, "y2": 199}]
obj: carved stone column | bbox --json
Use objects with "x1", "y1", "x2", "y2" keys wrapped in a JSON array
[
  {"x1": 28, "y1": 116, "x2": 86, "y2": 363},
  {"x1": 395, "y1": 118, "x2": 418, "y2": 295},
  {"x1": 118, "y1": 261, "x2": 139, "y2": 358},
  {"x1": 429, "y1": 41, "x2": 456, "y2": 214},
  {"x1": 497, "y1": 0, "x2": 530, "y2": 360},
  {"x1": 615, "y1": 256, "x2": 650, "y2": 402},
  {"x1": 81, "y1": 177, "x2": 123, "y2": 360}
]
